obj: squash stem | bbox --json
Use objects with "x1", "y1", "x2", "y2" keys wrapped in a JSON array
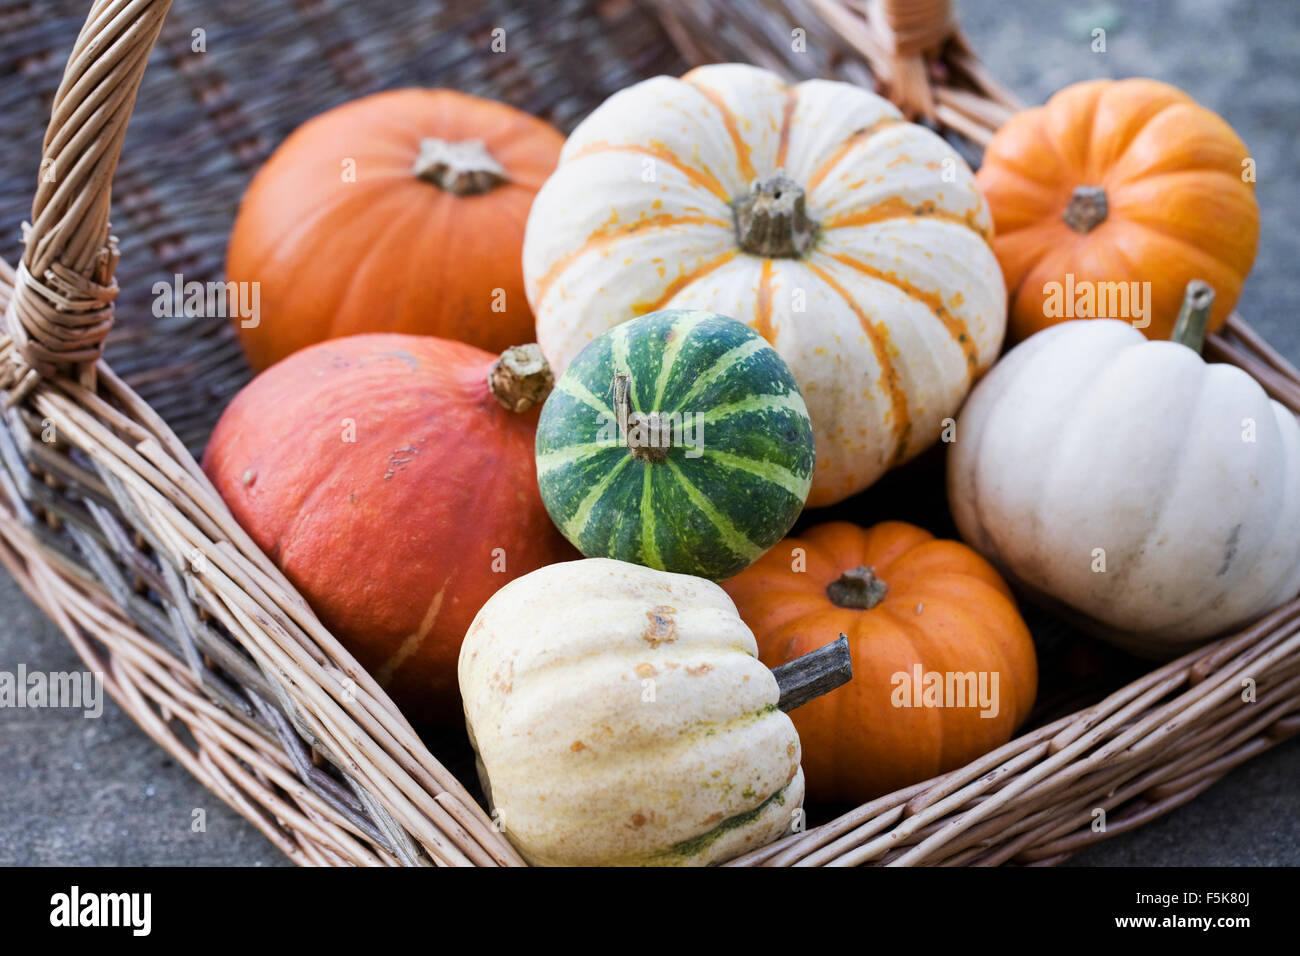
[
  {"x1": 413, "y1": 137, "x2": 509, "y2": 195},
  {"x1": 826, "y1": 565, "x2": 889, "y2": 609},
  {"x1": 732, "y1": 171, "x2": 818, "y2": 258},
  {"x1": 613, "y1": 371, "x2": 670, "y2": 462},
  {"x1": 488, "y1": 344, "x2": 553, "y2": 413},
  {"x1": 1062, "y1": 185, "x2": 1108, "y2": 233},
  {"x1": 772, "y1": 634, "x2": 853, "y2": 711},
  {"x1": 1170, "y1": 280, "x2": 1216, "y2": 354}
]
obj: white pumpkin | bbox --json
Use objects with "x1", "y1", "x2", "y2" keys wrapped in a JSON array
[
  {"x1": 523, "y1": 63, "x2": 1005, "y2": 507},
  {"x1": 458, "y1": 558, "x2": 804, "y2": 866},
  {"x1": 948, "y1": 318, "x2": 1300, "y2": 657}
]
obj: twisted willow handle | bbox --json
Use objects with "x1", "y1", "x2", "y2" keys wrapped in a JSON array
[{"x1": 1, "y1": 0, "x2": 173, "y2": 399}]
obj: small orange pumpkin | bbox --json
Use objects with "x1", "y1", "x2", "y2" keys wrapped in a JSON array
[
  {"x1": 977, "y1": 78, "x2": 1258, "y2": 342},
  {"x1": 228, "y1": 89, "x2": 565, "y2": 371},
  {"x1": 722, "y1": 520, "x2": 1037, "y2": 802}
]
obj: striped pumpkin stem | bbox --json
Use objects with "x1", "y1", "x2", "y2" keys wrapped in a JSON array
[
  {"x1": 826, "y1": 566, "x2": 889, "y2": 609},
  {"x1": 614, "y1": 371, "x2": 671, "y2": 462},
  {"x1": 733, "y1": 171, "x2": 818, "y2": 259}
]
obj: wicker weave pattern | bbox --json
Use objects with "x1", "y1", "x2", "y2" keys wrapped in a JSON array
[{"x1": 0, "y1": 0, "x2": 1297, "y2": 866}]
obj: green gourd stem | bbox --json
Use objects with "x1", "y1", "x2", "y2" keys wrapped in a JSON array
[
  {"x1": 826, "y1": 566, "x2": 889, "y2": 609},
  {"x1": 772, "y1": 634, "x2": 853, "y2": 712},
  {"x1": 1170, "y1": 280, "x2": 1216, "y2": 354},
  {"x1": 614, "y1": 371, "x2": 669, "y2": 462}
]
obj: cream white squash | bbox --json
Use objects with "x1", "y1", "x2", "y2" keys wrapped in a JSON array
[
  {"x1": 523, "y1": 63, "x2": 1005, "y2": 507},
  {"x1": 948, "y1": 316, "x2": 1300, "y2": 657},
  {"x1": 458, "y1": 558, "x2": 804, "y2": 866}
]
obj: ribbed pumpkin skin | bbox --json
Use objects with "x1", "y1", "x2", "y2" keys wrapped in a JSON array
[
  {"x1": 202, "y1": 334, "x2": 575, "y2": 724},
  {"x1": 535, "y1": 309, "x2": 814, "y2": 581},
  {"x1": 459, "y1": 558, "x2": 804, "y2": 866},
  {"x1": 722, "y1": 521, "x2": 1038, "y2": 802},
  {"x1": 228, "y1": 89, "x2": 564, "y2": 371},
  {"x1": 977, "y1": 78, "x2": 1258, "y2": 343},
  {"x1": 524, "y1": 63, "x2": 1005, "y2": 507}
]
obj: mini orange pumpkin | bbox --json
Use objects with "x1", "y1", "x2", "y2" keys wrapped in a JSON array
[
  {"x1": 977, "y1": 78, "x2": 1258, "y2": 342},
  {"x1": 722, "y1": 520, "x2": 1037, "y2": 802},
  {"x1": 227, "y1": 89, "x2": 565, "y2": 371}
]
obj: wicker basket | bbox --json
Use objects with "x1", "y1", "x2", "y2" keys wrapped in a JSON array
[{"x1": 2, "y1": 0, "x2": 1297, "y2": 867}]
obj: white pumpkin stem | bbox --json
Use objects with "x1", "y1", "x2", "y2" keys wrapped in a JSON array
[
  {"x1": 826, "y1": 565, "x2": 889, "y2": 609},
  {"x1": 733, "y1": 171, "x2": 818, "y2": 258},
  {"x1": 1170, "y1": 280, "x2": 1216, "y2": 354},
  {"x1": 772, "y1": 634, "x2": 853, "y2": 712},
  {"x1": 488, "y1": 344, "x2": 554, "y2": 413},
  {"x1": 1062, "y1": 185, "x2": 1108, "y2": 233},
  {"x1": 413, "y1": 137, "x2": 509, "y2": 195}
]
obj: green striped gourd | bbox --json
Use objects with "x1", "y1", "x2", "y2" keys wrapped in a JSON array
[{"x1": 535, "y1": 309, "x2": 814, "y2": 580}]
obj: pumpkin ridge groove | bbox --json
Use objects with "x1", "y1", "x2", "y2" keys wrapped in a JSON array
[
  {"x1": 532, "y1": 211, "x2": 733, "y2": 307},
  {"x1": 564, "y1": 141, "x2": 731, "y2": 202},
  {"x1": 639, "y1": 465, "x2": 662, "y2": 569},
  {"x1": 636, "y1": 250, "x2": 738, "y2": 316},
  {"x1": 753, "y1": 259, "x2": 775, "y2": 340},
  {"x1": 683, "y1": 77, "x2": 758, "y2": 185},
  {"x1": 805, "y1": 261, "x2": 911, "y2": 465},
  {"x1": 651, "y1": 312, "x2": 694, "y2": 409},
  {"x1": 804, "y1": 116, "x2": 906, "y2": 194},
  {"x1": 693, "y1": 390, "x2": 807, "y2": 426},
  {"x1": 827, "y1": 250, "x2": 979, "y2": 373},
  {"x1": 664, "y1": 459, "x2": 760, "y2": 564},
  {"x1": 775, "y1": 86, "x2": 798, "y2": 170},
  {"x1": 671, "y1": 336, "x2": 769, "y2": 409},
  {"x1": 555, "y1": 376, "x2": 615, "y2": 417},
  {"x1": 823, "y1": 197, "x2": 991, "y2": 245},
  {"x1": 702, "y1": 449, "x2": 810, "y2": 500},
  {"x1": 535, "y1": 442, "x2": 618, "y2": 478},
  {"x1": 564, "y1": 453, "x2": 633, "y2": 543}
]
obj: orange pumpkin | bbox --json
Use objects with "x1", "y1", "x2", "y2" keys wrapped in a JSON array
[
  {"x1": 722, "y1": 520, "x2": 1037, "y2": 802},
  {"x1": 202, "y1": 334, "x2": 576, "y2": 724},
  {"x1": 227, "y1": 89, "x2": 565, "y2": 371},
  {"x1": 977, "y1": 78, "x2": 1258, "y2": 343}
]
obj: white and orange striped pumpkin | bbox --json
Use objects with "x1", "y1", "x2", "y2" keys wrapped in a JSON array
[{"x1": 523, "y1": 63, "x2": 1006, "y2": 507}]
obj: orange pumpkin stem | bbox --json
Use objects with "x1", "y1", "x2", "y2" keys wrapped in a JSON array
[
  {"x1": 1170, "y1": 279, "x2": 1216, "y2": 354},
  {"x1": 826, "y1": 565, "x2": 889, "y2": 609},
  {"x1": 1062, "y1": 185, "x2": 1108, "y2": 233},
  {"x1": 733, "y1": 171, "x2": 818, "y2": 258},
  {"x1": 488, "y1": 344, "x2": 554, "y2": 413},
  {"x1": 413, "y1": 137, "x2": 509, "y2": 195}
]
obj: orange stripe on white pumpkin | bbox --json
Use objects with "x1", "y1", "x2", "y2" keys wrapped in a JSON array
[
  {"x1": 805, "y1": 261, "x2": 912, "y2": 465},
  {"x1": 531, "y1": 212, "x2": 731, "y2": 308},
  {"x1": 565, "y1": 140, "x2": 732, "y2": 202}
]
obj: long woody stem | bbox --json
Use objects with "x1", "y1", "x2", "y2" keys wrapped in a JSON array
[{"x1": 772, "y1": 634, "x2": 853, "y2": 711}]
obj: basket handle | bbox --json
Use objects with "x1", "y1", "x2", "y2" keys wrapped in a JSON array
[{"x1": 1, "y1": 0, "x2": 173, "y2": 398}]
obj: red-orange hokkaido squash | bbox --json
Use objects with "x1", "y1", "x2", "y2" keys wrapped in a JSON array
[{"x1": 203, "y1": 334, "x2": 575, "y2": 723}]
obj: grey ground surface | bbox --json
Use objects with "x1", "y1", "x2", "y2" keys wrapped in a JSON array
[{"x1": 1, "y1": 0, "x2": 1297, "y2": 866}]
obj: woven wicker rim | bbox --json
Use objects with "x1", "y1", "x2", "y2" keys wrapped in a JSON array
[{"x1": 1, "y1": 0, "x2": 1297, "y2": 866}]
